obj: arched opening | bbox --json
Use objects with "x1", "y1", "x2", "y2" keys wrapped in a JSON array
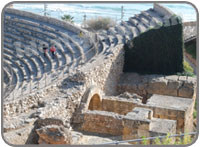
[{"x1": 88, "y1": 94, "x2": 101, "y2": 110}]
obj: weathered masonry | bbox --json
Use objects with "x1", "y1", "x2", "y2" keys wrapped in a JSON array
[{"x1": 3, "y1": 3, "x2": 197, "y2": 145}]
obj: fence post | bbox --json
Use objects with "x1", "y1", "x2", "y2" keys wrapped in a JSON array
[
  {"x1": 12, "y1": 89, "x2": 14, "y2": 100},
  {"x1": 30, "y1": 80, "x2": 32, "y2": 93},
  {"x1": 21, "y1": 86, "x2": 23, "y2": 95},
  {"x1": 62, "y1": 67, "x2": 65, "y2": 78},
  {"x1": 45, "y1": 73, "x2": 47, "y2": 87},
  {"x1": 38, "y1": 80, "x2": 39, "y2": 90}
]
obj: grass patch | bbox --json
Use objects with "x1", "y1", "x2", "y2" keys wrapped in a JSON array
[
  {"x1": 193, "y1": 99, "x2": 197, "y2": 119},
  {"x1": 184, "y1": 61, "x2": 193, "y2": 73},
  {"x1": 140, "y1": 133, "x2": 193, "y2": 145},
  {"x1": 177, "y1": 61, "x2": 194, "y2": 77}
]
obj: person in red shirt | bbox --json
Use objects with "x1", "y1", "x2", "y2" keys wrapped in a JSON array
[{"x1": 50, "y1": 45, "x2": 56, "y2": 59}]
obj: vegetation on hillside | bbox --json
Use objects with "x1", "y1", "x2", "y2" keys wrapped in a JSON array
[
  {"x1": 85, "y1": 16, "x2": 116, "y2": 31},
  {"x1": 177, "y1": 61, "x2": 194, "y2": 77}
]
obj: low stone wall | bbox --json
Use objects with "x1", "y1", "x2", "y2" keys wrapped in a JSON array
[
  {"x1": 78, "y1": 94, "x2": 193, "y2": 134},
  {"x1": 75, "y1": 107, "x2": 176, "y2": 141},
  {"x1": 78, "y1": 109, "x2": 151, "y2": 138},
  {"x1": 117, "y1": 73, "x2": 196, "y2": 98},
  {"x1": 101, "y1": 96, "x2": 141, "y2": 115},
  {"x1": 141, "y1": 94, "x2": 194, "y2": 133},
  {"x1": 81, "y1": 111, "x2": 123, "y2": 136}
]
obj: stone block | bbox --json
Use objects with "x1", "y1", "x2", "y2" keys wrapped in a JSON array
[
  {"x1": 178, "y1": 86, "x2": 195, "y2": 98},
  {"x1": 137, "y1": 129, "x2": 150, "y2": 138},
  {"x1": 178, "y1": 76, "x2": 187, "y2": 81},
  {"x1": 81, "y1": 111, "x2": 123, "y2": 136},
  {"x1": 147, "y1": 77, "x2": 168, "y2": 95},
  {"x1": 36, "y1": 125, "x2": 72, "y2": 144}
]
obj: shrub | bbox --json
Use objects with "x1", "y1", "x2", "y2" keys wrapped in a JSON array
[
  {"x1": 141, "y1": 134, "x2": 193, "y2": 145},
  {"x1": 183, "y1": 61, "x2": 193, "y2": 73},
  {"x1": 61, "y1": 14, "x2": 74, "y2": 23},
  {"x1": 123, "y1": 16, "x2": 184, "y2": 75},
  {"x1": 176, "y1": 61, "x2": 194, "y2": 77},
  {"x1": 85, "y1": 16, "x2": 116, "y2": 31}
]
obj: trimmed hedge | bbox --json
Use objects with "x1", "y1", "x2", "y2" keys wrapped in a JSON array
[{"x1": 123, "y1": 21, "x2": 184, "y2": 75}]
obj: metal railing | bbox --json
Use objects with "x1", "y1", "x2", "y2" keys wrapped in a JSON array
[{"x1": 95, "y1": 132, "x2": 197, "y2": 145}]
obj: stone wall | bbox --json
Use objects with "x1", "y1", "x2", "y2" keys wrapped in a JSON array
[
  {"x1": 141, "y1": 94, "x2": 194, "y2": 133},
  {"x1": 117, "y1": 73, "x2": 196, "y2": 98},
  {"x1": 76, "y1": 93, "x2": 193, "y2": 134},
  {"x1": 3, "y1": 86, "x2": 58, "y2": 116},
  {"x1": 81, "y1": 110, "x2": 123, "y2": 136},
  {"x1": 75, "y1": 107, "x2": 176, "y2": 141},
  {"x1": 78, "y1": 109, "x2": 151, "y2": 138},
  {"x1": 71, "y1": 44, "x2": 124, "y2": 96},
  {"x1": 101, "y1": 96, "x2": 141, "y2": 115}
]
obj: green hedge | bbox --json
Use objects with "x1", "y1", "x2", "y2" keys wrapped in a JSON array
[{"x1": 123, "y1": 19, "x2": 184, "y2": 75}]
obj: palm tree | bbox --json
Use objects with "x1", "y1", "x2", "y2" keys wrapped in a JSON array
[{"x1": 61, "y1": 15, "x2": 74, "y2": 23}]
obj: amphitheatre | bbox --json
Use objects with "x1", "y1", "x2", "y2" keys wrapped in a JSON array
[{"x1": 2, "y1": 3, "x2": 197, "y2": 145}]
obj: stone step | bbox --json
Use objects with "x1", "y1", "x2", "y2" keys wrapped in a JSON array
[
  {"x1": 5, "y1": 24, "x2": 63, "y2": 70},
  {"x1": 4, "y1": 55, "x2": 24, "y2": 83},
  {"x1": 140, "y1": 11, "x2": 157, "y2": 27},
  {"x1": 4, "y1": 49, "x2": 32, "y2": 80},
  {"x1": 5, "y1": 18, "x2": 75, "y2": 65},
  {"x1": 124, "y1": 22, "x2": 140, "y2": 38},
  {"x1": 144, "y1": 9, "x2": 164, "y2": 25},
  {"x1": 120, "y1": 22, "x2": 134, "y2": 39},
  {"x1": 3, "y1": 58, "x2": 22, "y2": 94},
  {"x1": 5, "y1": 46, "x2": 39, "y2": 78},
  {"x1": 3, "y1": 68, "x2": 10, "y2": 84},
  {"x1": 3, "y1": 62, "x2": 18, "y2": 99},
  {"x1": 4, "y1": 53, "x2": 30, "y2": 87},
  {"x1": 129, "y1": 17, "x2": 148, "y2": 33},
  {"x1": 135, "y1": 14, "x2": 150, "y2": 28},
  {"x1": 4, "y1": 33, "x2": 52, "y2": 74},
  {"x1": 59, "y1": 32, "x2": 85, "y2": 60}
]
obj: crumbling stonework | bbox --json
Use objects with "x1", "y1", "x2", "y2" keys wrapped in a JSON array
[
  {"x1": 117, "y1": 73, "x2": 196, "y2": 98},
  {"x1": 3, "y1": 3, "x2": 197, "y2": 145},
  {"x1": 73, "y1": 107, "x2": 176, "y2": 143},
  {"x1": 73, "y1": 44, "x2": 124, "y2": 96},
  {"x1": 36, "y1": 125, "x2": 72, "y2": 144},
  {"x1": 142, "y1": 94, "x2": 194, "y2": 133},
  {"x1": 73, "y1": 91, "x2": 194, "y2": 139}
]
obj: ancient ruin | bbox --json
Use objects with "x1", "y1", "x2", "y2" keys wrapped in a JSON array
[{"x1": 2, "y1": 3, "x2": 197, "y2": 145}]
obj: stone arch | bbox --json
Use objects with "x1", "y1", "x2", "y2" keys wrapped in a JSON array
[
  {"x1": 88, "y1": 94, "x2": 101, "y2": 110},
  {"x1": 82, "y1": 85, "x2": 102, "y2": 111}
]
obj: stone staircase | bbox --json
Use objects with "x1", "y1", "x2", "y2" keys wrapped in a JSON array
[
  {"x1": 3, "y1": 8, "x2": 102, "y2": 101},
  {"x1": 3, "y1": 4, "x2": 180, "y2": 102}
]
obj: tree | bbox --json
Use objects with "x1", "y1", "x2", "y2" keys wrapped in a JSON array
[{"x1": 61, "y1": 14, "x2": 74, "y2": 23}]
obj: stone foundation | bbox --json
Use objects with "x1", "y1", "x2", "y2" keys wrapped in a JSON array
[
  {"x1": 73, "y1": 92, "x2": 194, "y2": 137},
  {"x1": 74, "y1": 107, "x2": 176, "y2": 143},
  {"x1": 117, "y1": 73, "x2": 196, "y2": 98}
]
